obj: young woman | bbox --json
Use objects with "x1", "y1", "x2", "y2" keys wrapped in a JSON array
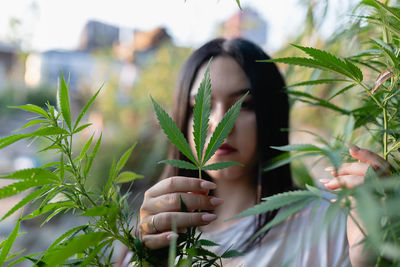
[{"x1": 125, "y1": 38, "x2": 369, "y2": 266}]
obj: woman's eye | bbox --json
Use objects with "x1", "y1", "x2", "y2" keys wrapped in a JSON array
[{"x1": 241, "y1": 101, "x2": 254, "y2": 110}]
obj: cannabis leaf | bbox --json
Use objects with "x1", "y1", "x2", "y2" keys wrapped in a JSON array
[{"x1": 152, "y1": 58, "x2": 246, "y2": 178}]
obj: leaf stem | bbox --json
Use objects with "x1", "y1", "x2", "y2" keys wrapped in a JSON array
[
  {"x1": 357, "y1": 81, "x2": 384, "y2": 110},
  {"x1": 348, "y1": 208, "x2": 367, "y2": 238},
  {"x1": 383, "y1": 106, "x2": 388, "y2": 160}
]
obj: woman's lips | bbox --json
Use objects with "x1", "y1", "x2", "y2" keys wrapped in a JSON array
[{"x1": 215, "y1": 143, "x2": 237, "y2": 156}]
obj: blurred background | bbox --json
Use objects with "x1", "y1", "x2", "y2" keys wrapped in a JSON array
[{"x1": 0, "y1": 0, "x2": 364, "y2": 264}]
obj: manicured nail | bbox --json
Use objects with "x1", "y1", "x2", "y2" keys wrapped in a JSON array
[
  {"x1": 210, "y1": 197, "x2": 224, "y2": 206},
  {"x1": 200, "y1": 181, "x2": 217, "y2": 190},
  {"x1": 167, "y1": 233, "x2": 178, "y2": 240},
  {"x1": 324, "y1": 167, "x2": 334, "y2": 172},
  {"x1": 319, "y1": 179, "x2": 331, "y2": 184},
  {"x1": 346, "y1": 143, "x2": 360, "y2": 151},
  {"x1": 202, "y1": 213, "x2": 217, "y2": 222}
]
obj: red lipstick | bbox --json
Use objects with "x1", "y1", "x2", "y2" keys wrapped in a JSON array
[{"x1": 215, "y1": 143, "x2": 237, "y2": 156}]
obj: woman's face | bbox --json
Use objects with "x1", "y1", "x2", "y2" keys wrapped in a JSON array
[{"x1": 187, "y1": 56, "x2": 258, "y2": 183}]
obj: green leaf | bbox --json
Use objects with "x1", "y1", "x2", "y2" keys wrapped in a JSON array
[
  {"x1": 202, "y1": 161, "x2": 243, "y2": 170},
  {"x1": 47, "y1": 225, "x2": 87, "y2": 251},
  {"x1": 41, "y1": 232, "x2": 110, "y2": 266},
  {"x1": 13, "y1": 119, "x2": 49, "y2": 132},
  {"x1": 270, "y1": 144, "x2": 322, "y2": 152},
  {"x1": 287, "y1": 79, "x2": 352, "y2": 88},
  {"x1": 354, "y1": 187, "x2": 381, "y2": 245},
  {"x1": 305, "y1": 185, "x2": 324, "y2": 197},
  {"x1": 327, "y1": 84, "x2": 356, "y2": 101},
  {"x1": 23, "y1": 202, "x2": 74, "y2": 220},
  {"x1": 0, "y1": 127, "x2": 69, "y2": 149},
  {"x1": 196, "y1": 239, "x2": 219, "y2": 247},
  {"x1": 77, "y1": 133, "x2": 94, "y2": 162},
  {"x1": 193, "y1": 59, "x2": 211, "y2": 164},
  {"x1": 0, "y1": 219, "x2": 21, "y2": 265},
  {"x1": 5, "y1": 249, "x2": 26, "y2": 263},
  {"x1": 73, "y1": 86, "x2": 102, "y2": 131},
  {"x1": 57, "y1": 73, "x2": 72, "y2": 130},
  {"x1": 288, "y1": 90, "x2": 351, "y2": 114},
  {"x1": 180, "y1": 195, "x2": 188, "y2": 212},
  {"x1": 115, "y1": 143, "x2": 137, "y2": 175},
  {"x1": 151, "y1": 96, "x2": 196, "y2": 164},
  {"x1": 79, "y1": 240, "x2": 110, "y2": 266},
  {"x1": 262, "y1": 57, "x2": 343, "y2": 74},
  {"x1": 1, "y1": 186, "x2": 50, "y2": 221},
  {"x1": 203, "y1": 93, "x2": 247, "y2": 164},
  {"x1": 235, "y1": 0, "x2": 242, "y2": 10},
  {"x1": 370, "y1": 37, "x2": 398, "y2": 67},
  {"x1": 73, "y1": 123, "x2": 92, "y2": 134},
  {"x1": 1, "y1": 168, "x2": 58, "y2": 181},
  {"x1": 115, "y1": 171, "x2": 144, "y2": 183},
  {"x1": 221, "y1": 249, "x2": 242, "y2": 258},
  {"x1": 0, "y1": 180, "x2": 54, "y2": 200},
  {"x1": 9, "y1": 104, "x2": 50, "y2": 119},
  {"x1": 84, "y1": 133, "x2": 102, "y2": 177},
  {"x1": 292, "y1": 44, "x2": 363, "y2": 81},
  {"x1": 263, "y1": 151, "x2": 321, "y2": 172},
  {"x1": 80, "y1": 206, "x2": 111, "y2": 217},
  {"x1": 158, "y1": 159, "x2": 198, "y2": 170},
  {"x1": 251, "y1": 198, "x2": 314, "y2": 240},
  {"x1": 230, "y1": 190, "x2": 316, "y2": 220}
]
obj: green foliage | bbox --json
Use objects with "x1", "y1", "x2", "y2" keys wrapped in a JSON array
[
  {"x1": 0, "y1": 74, "x2": 151, "y2": 266},
  {"x1": 242, "y1": 0, "x2": 400, "y2": 265},
  {"x1": 152, "y1": 60, "x2": 246, "y2": 174},
  {"x1": 151, "y1": 60, "x2": 245, "y2": 265}
]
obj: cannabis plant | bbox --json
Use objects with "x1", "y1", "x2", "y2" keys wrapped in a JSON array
[
  {"x1": 235, "y1": 0, "x2": 400, "y2": 265},
  {"x1": 0, "y1": 74, "x2": 155, "y2": 266},
  {"x1": 150, "y1": 60, "x2": 243, "y2": 266},
  {"x1": 0, "y1": 58, "x2": 244, "y2": 266}
]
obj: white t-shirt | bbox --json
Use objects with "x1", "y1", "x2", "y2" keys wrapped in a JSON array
[{"x1": 200, "y1": 198, "x2": 351, "y2": 267}]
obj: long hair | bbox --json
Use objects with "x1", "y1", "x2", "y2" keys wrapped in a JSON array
[{"x1": 162, "y1": 38, "x2": 293, "y2": 251}]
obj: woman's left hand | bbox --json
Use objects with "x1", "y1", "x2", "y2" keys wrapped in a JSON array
[
  {"x1": 320, "y1": 144, "x2": 391, "y2": 190},
  {"x1": 320, "y1": 144, "x2": 391, "y2": 267}
]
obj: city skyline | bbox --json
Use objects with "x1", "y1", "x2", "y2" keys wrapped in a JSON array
[{"x1": 0, "y1": 0, "x2": 305, "y2": 53}]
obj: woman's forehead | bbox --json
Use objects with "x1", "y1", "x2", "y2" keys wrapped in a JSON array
[{"x1": 190, "y1": 56, "x2": 250, "y2": 99}]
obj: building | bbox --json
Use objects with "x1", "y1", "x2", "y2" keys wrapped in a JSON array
[
  {"x1": 219, "y1": 7, "x2": 268, "y2": 46},
  {"x1": 25, "y1": 50, "x2": 95, "y2": 90},
  {"x1": 78, "y1": 20, "x2": 120, "y2": 51},
  {"x1": 0, "y1": 42, "x2": 17, "y2": 89}
]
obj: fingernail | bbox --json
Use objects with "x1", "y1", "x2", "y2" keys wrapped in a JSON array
[
  {"x1": 324, "y1": 167, "x2": 334, "y2": 172},
  {"x1": 319, "y1": 178, "x2": 330, "y2": 184},
  {"x1": 167, "y1": 233, "x2": 178, "y2": 240},
  {"x1": 202, "y1": 213, "x2": 217, "y2": 222},
  {"x1": 346, "y1": 143, "x2": 360, "y2": 151},
  {"x1": 210, "y1": 197, "x2": 224, "y2": 206},
  {"x1": 200, "y1": 181, "x2": 217, "y2": 190}
]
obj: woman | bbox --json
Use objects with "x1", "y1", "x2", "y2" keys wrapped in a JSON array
[{"x1": 127, "y1": 38, "x2": 355, "y2": 266}]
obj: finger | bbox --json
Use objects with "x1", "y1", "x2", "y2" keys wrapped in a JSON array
[
  {"x1": 348, "y1": 144, "x2": 391, "y2": 174},
  {"x1": 141, "y1": 212, "x2": 217, "y2": 234},
  {"x1": 320, "y1": 175, "x2": 364, "y2": 190},
  {"x1": 325, "y1": 162, "x2": 369, "y2": 177},
  {"x1": 142, "y1": 231, "x2": 178, "y2": 250},
  {"x1": 145, "y1": 177, "x2": 216, "y2": 198},
  {"x1": 143, "y1": 193, "x2": 223, "y2": 213}
]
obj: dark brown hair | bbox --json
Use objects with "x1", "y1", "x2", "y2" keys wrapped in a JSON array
[{"x1": 163, "y1": 38, "x2": 293, "y2": 251}]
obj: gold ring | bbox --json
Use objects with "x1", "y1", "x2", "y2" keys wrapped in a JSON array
[{"x1": 151, "y1": 215, "x2": 160, "y2": 233}]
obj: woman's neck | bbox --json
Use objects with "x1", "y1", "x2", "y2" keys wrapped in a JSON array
[{"x1": 202, "y1": 178, "x2": 256, "y2": 232}]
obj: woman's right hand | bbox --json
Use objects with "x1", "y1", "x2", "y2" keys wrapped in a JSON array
[{"x1": 139, "y1": 176, "x2": 223, "y2": 250}]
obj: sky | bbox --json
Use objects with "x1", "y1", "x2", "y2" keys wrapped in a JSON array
[{"x1": 0, "y1": 0, "x2": 309, "y2": 53}]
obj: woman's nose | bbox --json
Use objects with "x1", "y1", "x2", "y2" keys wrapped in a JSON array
[{"x1": 209, "y1": 104, "x2": 224, "y2": 133}]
